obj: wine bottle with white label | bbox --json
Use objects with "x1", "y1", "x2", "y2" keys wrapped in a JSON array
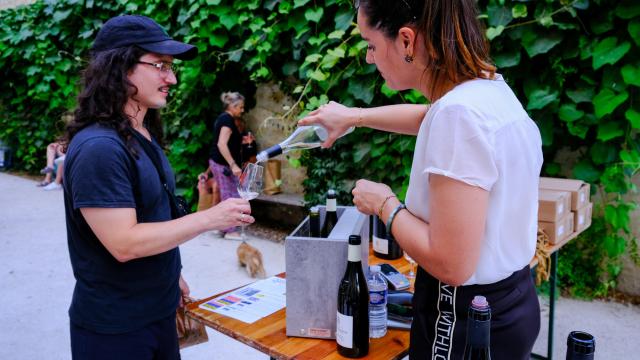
[
  {"x1": 255, "y1": 125, "x2": 354, "y2": 163},
  {"x1": 372, "y1": 215, "x2": 403, "y2": 260},
  {"x1": 336, "y1": 235, "x2": 369, "y2": 358},
  {"x1": 321, "y1": 189, "x2": 338, "y2": 237}
]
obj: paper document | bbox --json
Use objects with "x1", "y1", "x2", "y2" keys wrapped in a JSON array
[{"x1": 199, "y1": 276, "x2": 286, "y2": 323}]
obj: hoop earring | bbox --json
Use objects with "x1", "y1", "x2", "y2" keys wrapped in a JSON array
[{"x1": 404, "y1": 55, "x2": 414, "y2": 63}]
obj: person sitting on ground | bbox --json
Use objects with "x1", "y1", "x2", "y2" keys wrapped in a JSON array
[
  {"x1": 42, "y1": 154, "x2": 65, "y2": 191},
  {"x1": 37, "y1": 141, "x2": 65, "y2": 187}
]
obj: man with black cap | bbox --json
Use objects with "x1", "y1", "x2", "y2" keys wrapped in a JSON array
[{"x1": 61, "y1": 15, "x2": 255, "y2": 359}]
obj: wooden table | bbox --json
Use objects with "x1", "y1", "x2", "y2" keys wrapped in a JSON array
[
  {"x1": 187, "y1": 248, "x2": 412, "y2": 360},
  {"x1": 187, "y1": 231, "x2": 584, "y2": 360}
]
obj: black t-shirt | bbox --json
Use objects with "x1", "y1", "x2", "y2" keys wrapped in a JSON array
[
  {"x1": 210, "y1": 112, "x2": 242, "y2": 166},
  {"x1": 63, "y1": 124, "x2": 181, "y2": 334}
]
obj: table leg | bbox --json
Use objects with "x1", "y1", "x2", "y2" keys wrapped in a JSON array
[
  {"x1": 531, "y1": 250, "x2": 558, "y2": 360},
  {"x1": 547, "y1": 251, "x2": 558, "y2": 360}
]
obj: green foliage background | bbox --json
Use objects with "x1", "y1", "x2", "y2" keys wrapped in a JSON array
[{"x1": 1, "y1": 0, "x2": 638, "y2": 296}]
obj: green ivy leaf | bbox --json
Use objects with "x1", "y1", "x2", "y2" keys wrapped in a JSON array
[
  {"x1": 572, "y1": 161, "x2": 601, "y2": 183},
  {"x1": 304, "y1": 53, "x2": 322, "y2": 63},
  {"x1": 522, "y1": 30, "x2": 563, "y2": 57},
  {"x1": 487, "y1": 5, "x2": 513, "y2": 27},
  {"x1": 593, "y1": 89, "x2": 629, "y2": 118},
  {"x1": 353, "y1": 143, "x2": 371, "y2": 163},
  {"x1": 566, "y1": 87, "x2": 594, "y2": 103},
  {"x1": 512, "y1": 4, "x2": 528, "y2": 18},
  {"x1": 620, "y1": 149, "x2": 640, "y2": 169},
  {"x1": 293, "y1": 0, "x2": 311, "y2": 8},
  {"x1": 626, "y1": 109, "x2": 640, "y2": 129},
  {"x1": 558, "y1": 104, "x2": 584, "y2": 122},
  {"x1": 493, "y1": 50, "x2": 521, "y2": 68},
  {"x1": 208, "y1": 32, "x2": 229, "y2": 48},
  {"x1": 380, "y1": 83, "x2": 397, "y2": 98},
  {"x1": 486, "y1": 26, "x2": 504, "y2": 41},
  {"x1": 307, "y1": 69, "x2": 328, "y2": 81},
  {"x1": 592, "y1": 37, "x2": 631, "y2": 70},
  {"x1": 603, "y1": 235, "x2": 626, "y2": 257},
  {"x1": 347, "y1": 78, "x2": 375, "y2": 104},
  {"x1": 596, "y1": 122, "x2": 624, "y2": 142},
  {"x1": 304, "y1": 8, "x2": 323, "y2": 23},
  {"x1": 526, "y1": 88, "x2": 559, "y2": 110},
  {"x1": 590, "y1": 142, "x2": 617, "y2": 165},
  {"x1": 614, "y1": 0, "x2": 640, "y2": 20},
  {"x1": 621, "y1": 64, "x2": 640, "y2": 87},
  {"x1": 629, "y1": 21, "x2": 640, "y2": 47}
]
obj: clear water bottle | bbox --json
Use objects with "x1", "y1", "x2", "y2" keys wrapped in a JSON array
[{"x1": 368, "y1": 265, "x2": 388, "y2": 338}]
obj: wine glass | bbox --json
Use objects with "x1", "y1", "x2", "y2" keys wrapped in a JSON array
[
  {"x1": 237, "y1": 163, "x2": 264, "y2": 239},
  {"x1": 404, "y1": 251, "x2": 417, "y2": 279}
]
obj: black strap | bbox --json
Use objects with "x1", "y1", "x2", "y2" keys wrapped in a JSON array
[{"x1": 130, "y1": 129, "x2": 184, "y2": 219}]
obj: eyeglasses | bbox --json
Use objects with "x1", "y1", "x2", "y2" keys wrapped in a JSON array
[{"x1": 137, "y1": 61, "x2": 178, "y2": 75}]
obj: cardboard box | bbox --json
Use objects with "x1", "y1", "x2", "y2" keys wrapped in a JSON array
[
  {"x1": 574, "y1": 202, "x2": 593, "y2": 233},
  {"x1": 540, "y1": 177, "x2": 590, "y2": 211},
  {"x1": 285, "y1": 206, "x2": 369, "y2": 339},
  {"x1": 538, "y1": 189, "x2": 571, "y2": 222},
  {"x1": 539, "y1": 212, "x2": 574, "y2": 245}
]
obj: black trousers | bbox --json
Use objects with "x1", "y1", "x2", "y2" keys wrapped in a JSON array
[
  {"x1": 409, "y1": 265, "x2": 540, "y2": 360},
  {"x1": 70, "y1": 314, "x2": 180, "y2": 360}
]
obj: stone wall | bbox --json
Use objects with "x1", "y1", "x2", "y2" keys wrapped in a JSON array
[
  {"x1": 616, "y1": 174, "x2": 640, "y2": 296},
  {"x1": 243, "y1": 83, "x2": 306, "y2": 195}
]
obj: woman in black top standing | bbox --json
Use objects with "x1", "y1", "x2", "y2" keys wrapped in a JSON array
[{"x1": 209, "y1": 92, "x2": 245, "y2": 240}]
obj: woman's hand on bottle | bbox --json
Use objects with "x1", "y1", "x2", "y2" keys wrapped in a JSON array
[
  {"x1": 231, "y1": 163, "x2": 242, "y2": 177},
  {"x1": 298, "y1": 101, "x2": 357, "y2": 148},
  {"x1": 352, "y1": 179, "x2": 395, "y2": 216},
  {"x1": 203, "y1": 198, "x2": 254, "y2": 230}
]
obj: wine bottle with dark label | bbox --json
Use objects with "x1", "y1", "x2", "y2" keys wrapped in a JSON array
[
  {"x1": 336, "y1": 235, "x2": 369, "y2": 358},
  {"x1": 309, "y1": 206, "x2": 321, "y2": 237},
  {"x1": 321, "y1": 189, "x2": 338, "y2": 237},
  {"x1": 566, "y1": 331, "x2": 595, "y2": 360},
  {"x1": 463, "y1": 295, "x2": 491, "y2": 360},
  {"x1": 372, "y1": 215, "x2": 403, "y2": 260}
]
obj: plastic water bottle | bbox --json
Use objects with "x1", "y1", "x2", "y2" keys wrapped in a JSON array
[{"x1": 368, "y1": 265, "x2": 388, "y2": 338}]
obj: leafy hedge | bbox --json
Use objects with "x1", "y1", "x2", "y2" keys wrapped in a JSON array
[{"x1": 1, "y1": 0, "x2": 638, "y2": 296}]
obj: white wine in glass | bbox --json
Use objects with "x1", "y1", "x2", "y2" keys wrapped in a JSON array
[
  {"x1": 237, "y1": 163, "x2": 263, "y2": 239},
  {"x1": 404, "y1": 252, "x2": 417, "y2": 279}
]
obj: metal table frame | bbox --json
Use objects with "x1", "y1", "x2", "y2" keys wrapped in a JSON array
[{"x1": 531, "y1": 251, "x2": 559, "y2": 360}]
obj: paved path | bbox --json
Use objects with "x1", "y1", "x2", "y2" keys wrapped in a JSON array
[{"x1": 1, "y1": 172, "x2": 639, "y2": 359}]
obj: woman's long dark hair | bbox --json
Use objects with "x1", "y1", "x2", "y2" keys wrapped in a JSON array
[
  {"x1": 356, "y1": 0, "x2": 496, "y2": 100},
  {"x1": 63, "y1": 46, "x2": 163, "y2": 153}
]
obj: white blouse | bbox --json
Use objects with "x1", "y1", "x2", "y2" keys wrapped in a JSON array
[{"x1": 405, "y1": 74, "x2": 543, "y2": 285}]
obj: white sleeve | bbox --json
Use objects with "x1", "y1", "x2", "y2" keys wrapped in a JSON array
[{"x1": 422, "y1": 104, "x2": 498, "y2": 191}]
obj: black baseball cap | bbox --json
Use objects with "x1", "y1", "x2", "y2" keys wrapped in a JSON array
[{"x1": 92, "y1": 15, "x2": 197, "y2": 60}]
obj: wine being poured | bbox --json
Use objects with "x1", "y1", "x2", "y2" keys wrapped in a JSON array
[
  {"x1": 237, "y1": 163, "x2": 263, "y2": 240},
  {"x1": 256, "y1": 125, "x2": 354, "y2": 163}
]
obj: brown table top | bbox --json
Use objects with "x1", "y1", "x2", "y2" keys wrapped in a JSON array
[
  {"x1": 187, "y1": 247, "x2": 413, "y2": 360},
  {"x1": 187, "y1": 230, "x2": 584, "y2": 360}
]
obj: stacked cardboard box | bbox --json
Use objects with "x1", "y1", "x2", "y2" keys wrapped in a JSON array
[{"x1": 538, "y1": 177, "x2": 592, "y2": 244}]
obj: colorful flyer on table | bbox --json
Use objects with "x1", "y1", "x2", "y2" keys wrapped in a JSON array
[{"x1": 199, "y1": 276, "x2": 286, "y2": 323}]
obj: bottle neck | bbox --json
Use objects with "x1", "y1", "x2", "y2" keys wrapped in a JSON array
[
  {"x1": 326, "y1": 198, "x2": 337, "y2": 212},
  {"x1": 466, "y1": 317, "x2": 490, "y2": 348},
  {"x1": 348, "y1": 244, "x2": 361, "y2": 262}
]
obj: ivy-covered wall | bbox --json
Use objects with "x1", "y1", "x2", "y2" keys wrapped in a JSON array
[{"x1": 1, "y1": 0, "x2": 638, "y2": 297}]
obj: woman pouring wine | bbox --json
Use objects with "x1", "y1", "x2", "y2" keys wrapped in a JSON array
[{"x1": 299, "y1": 1, "x2": 543, "y2": 359}]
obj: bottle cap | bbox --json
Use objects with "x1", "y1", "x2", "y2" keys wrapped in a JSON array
[
  {"x1": 370, "y1": 265, "x2": 381, "y2": 273},
  {"x1": 327, "y1": 189, "x2": 336, "y2": 198},
  {"x1": 348, "y1": 234, "x2": 361, "y2": 245},
  {"x1": 471, "y1": 295, "x2": 489, "y2": 309},
  {"x1": 567, "y1": 331, "x2": 595, "y2": 354}
]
